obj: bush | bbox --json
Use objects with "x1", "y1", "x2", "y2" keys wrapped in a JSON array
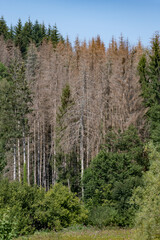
[
  {"x1": 83, "y1": 126, "x2": 148, "y2": 226},
  {"x1": 0, "y1": 180, "x2": 88, "y2": 237},
  {"x1": 132, "y1": 142, "x2": 160, "y2": 240},
  {"x1": 0, "y1": 180, "x2": 44, "y2": 235},
  {"x1": 0, "y1": 209, "x2": 18, "y2": 240},
  {"x1": 34, "y1": 183, "x2": 88, "y2": 230},
  {"x1": 87, "y1": 205, "x2": 118, "y2": 228},
  {"x1": 83, "y1": 151, "x2": 144, "y2": 226}
]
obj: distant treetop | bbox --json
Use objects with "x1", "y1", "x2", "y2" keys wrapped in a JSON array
[{"x1": 0, "y1": 16, "x2": 63, "y2": 56}]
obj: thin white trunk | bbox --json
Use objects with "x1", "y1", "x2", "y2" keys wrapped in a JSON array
[
  {"x1": 40, "y1": 130, "x2": 42, "y2": 188},
  {"x1": 86, "y1": 72, "x2": 89, "y2": 168},
  {"x1": 13, "y1": 143, "x2": 16, "y2": 181},
  {"x1": 43, "y1": 122, "x2": 46, "y2": 190},
  {"x1": 52, "y1": 124, "x2": 56, "y2": 185},
  {"x1": 18, "y1": 139, "x2": 21, "y2": 182},
  {"x1": 23, "y1": 131, "x2": 26, "y2": 165},
  {"x1": 53, "y1": 64, "x2": 58, "y2": 186},
  {"x1": 64, "y1": 155, "x2": 70, "y2": 191},
  {"x1": 37, "y1": 121, "x2": 40, "y2": 186},
  {"x1": 86, "y1": 116, "x2": 89, "y2": 168},
  {"x1": 67, "y1": 179, "x2": 70, "y2": 192},
  {"x1": 80, "y1": 69, "x2": 86, "y2": 198},
  {"x1": 34, "y1": 120, "x2": 36, "y2": 185},
  {"x1": 23, "y1": 130, "x2": 26, "y2": 183},
  {"x1": 27, "y1": 136, "x2": 30, "y2": 185},
  {"x1": 53, "y1": 147, "x2": 56, "y2": 185},
  {"x1": 80, "y1": 114, "x2": 84, "y2": 198}
]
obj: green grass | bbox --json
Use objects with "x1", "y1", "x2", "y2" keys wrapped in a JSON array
[{"x1": 16, "y1": 227, "x2": 134, "y2": 240}]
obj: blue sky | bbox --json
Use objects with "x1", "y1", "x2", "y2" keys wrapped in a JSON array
[{"x1": 0, "y1": 0, "x2": 160, "y2": 47}]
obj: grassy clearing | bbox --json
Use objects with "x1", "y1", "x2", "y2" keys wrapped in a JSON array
[{"x1": 16, "y1": 227, "x2": 134, "y2": 240}]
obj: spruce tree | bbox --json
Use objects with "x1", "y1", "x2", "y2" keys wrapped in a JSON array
[
  {"x1": 0, "y1": 16, "x2": 9, "y2": 40},
  {"x1": 138, "y1": 34, "x2": 160, "y2": 146},
  {"x1": 0, "y1": 60, "x2": 32, "y2": 179},
  {"x1": 32, "y1": 20, "x2": 43, "y2": 47},
  {"x1": 50, "y1": 25, "x2": 61, "y2": 47},
  {"x1": 20, "y1": 18, "x2": 33, "y2": 56},
  {"x1": 56, "y1": 84, "x2": 80, "y2": 193},
  {"x1": 14, "y1": 19, "x2": 23, "y2": 53},
  {"x1": 9, "y1": 60, "x2": 32, "y2": 182},
  {"x1": 0, "y1": 62, "x2": 10, "y2": 173},
  {"x1": 138, "y1": 54, "x2": 151, "y2": 106},
  {"x1": 8, "y1": 25, "x2": 14, "y2": 40}
]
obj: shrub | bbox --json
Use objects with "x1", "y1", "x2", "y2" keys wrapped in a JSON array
[
  {"x1": 0, "y1": 180, "x2": 44, "y2": 235},
  {"x1": 34, "y1": 183, "x2": 88, "y2": 230},
  {"x1": 87, "y1": 205, "x2": 118, "y2": 228},
  {"x1": 0, "y1": 180, "x2": 87, "y2": 237},
  {"x1": 132, "y1": 142, "x2": 160, "y2": 240},
  {"x1": 0, "y1": 209, "x2": 18, "y2": 240},
  {"x1": 83, "y1": 151, "x2": 144, "y2": 226},
  {"x1": 83, "y1": 126, "x2": 148, "y2": 226}
]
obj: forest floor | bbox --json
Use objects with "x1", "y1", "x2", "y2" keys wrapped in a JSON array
[{"x1": 16, "y1": 227, "x2": 135, "y2": 240}]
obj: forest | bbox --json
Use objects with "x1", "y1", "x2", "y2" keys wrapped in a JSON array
[{"x1": 0, "y1": 16, "x2": 160, "y2": 240}]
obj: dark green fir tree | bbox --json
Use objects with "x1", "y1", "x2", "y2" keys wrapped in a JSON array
[
  {"x1": 0, "y1": 16, "x2": 9, "y2": 40},
  {"x1": 138, "y1": 33, "x2": 160, "y2": 147},
  {"x1": 56, "y1": 84, "x2": 80, "y2": 193}
]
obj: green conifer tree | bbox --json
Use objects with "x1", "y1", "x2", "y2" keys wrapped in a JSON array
[
  {"x1": 40, "y1": 23, "x2": 46, "y2": 40},
  {"x1": 56, "y1": 84, "x2": 80, "y2": 193},
  {"x1": 20, "y1": 18, "x2": 33, "y2": 55},
  {"x1": 138, "y1": 33, "x2": 160, "y2": 146},
  {"x1": 8, "y1": 24, "x2": 14, "y2": 40},
  {"x1": 0, "y1": 60, "x2": 32, "y2": 179},
  {"x1": 9, "y1": 61, "x2": 32, "y2": 182},
  {"x1": 0, "y1": 16, "x2": 9, "y2": 39},
  {"x1": 32, "y1": 20, "x2": 43, "y2": 47},
  {"x1": 50, "y1": 25, "x2": 61, "y2": 47},
  {"x1": 0, "y1": 62, "x2": 10, "y2": 173},
  {"x1": 14, "y1": 19, "x2": 23, "y2": 53}
]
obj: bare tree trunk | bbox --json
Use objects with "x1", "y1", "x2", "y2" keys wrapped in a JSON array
[
  {"x1": 67, "y1": 179, "x2": 70, "y2": 191},
  {"x1": 40, "y1": 128, "x2": 42, "y2": 188},
  {"x1": 37, "y1": 121, "x2": 40, "y2": 186},
  {"x1": 27, "y1": 136, "x2": 30, "y2": 185},
  {"x1": 53, "y1": 125, "x2": 56, "y2": 185},
  {"x1": 53, "y1": 73, "x2": 58, "y2": 185},
  {"x1": 17, "y1": 139, "x2": 21, "y2": 182},
  {"x1": 34, "y1": 120, "x2": 37, "y2": 185},
  {"x1": 80, "y1": 69, "x2": 86, "y2": 199},
  {"x1": 23, "y1": 130, "x2": 26, "y2": 183},
  {"x1": 86, "y1": 114, "x2": 89, "y2": 168},
  {"x1": 23, "y1": 131, "x2": 26, "y2": 165},
  {"x1": 43, "y1": 122, "x2": 46, "y2": 190},
  {"x1": 80, "y1": 114, "x2": 84, "y2": 199},
  {"x1": 64, "y1": 154, "x2": 70, "y2": 191},
  {"x1": 13, "y1": 142, "x2": 16, "y2": 181}
]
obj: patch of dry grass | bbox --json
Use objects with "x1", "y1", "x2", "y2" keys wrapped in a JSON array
[{"x1": 16, "y1": 228, "x2": 134, "y2": 240}]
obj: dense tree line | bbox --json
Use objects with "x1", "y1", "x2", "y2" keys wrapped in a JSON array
[
  {"x1": 0, "y1": 29, "x2": 146, "y2": 195},
  {"x1": 0, "y1": 17, "x2": 160, "y2": 238},
  {"x1": 0, "y1": 180, "x2": 87, "y2": 239},
  {"x1": 0, "y1": 16, "x2": 63, "y2": 56}
]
